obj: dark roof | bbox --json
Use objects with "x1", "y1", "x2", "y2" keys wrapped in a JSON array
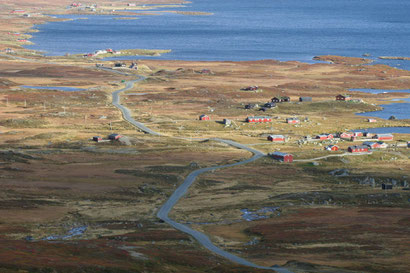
[
  {"x1": 270, "y1": 151, "x2": 291, "y2": 157},
  {"x1": 349, "y1": 145, "x2": 368, "y2": 149}
]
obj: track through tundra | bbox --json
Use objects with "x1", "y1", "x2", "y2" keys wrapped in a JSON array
[{"x1": 107, "y1": 69, "x2": 293, "y2": 272}]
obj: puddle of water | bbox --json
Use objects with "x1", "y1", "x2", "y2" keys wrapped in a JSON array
[
  {"x1": 42, "y1": 226, "x2": 87, "y2": 241},
  {"x1": 241, "y1": 207, "x2": 280, "y2": 222}
]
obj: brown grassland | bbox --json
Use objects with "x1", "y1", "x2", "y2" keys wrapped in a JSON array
[{"x1": 0, "y1": 0, "x2": 409, "y2": 272}]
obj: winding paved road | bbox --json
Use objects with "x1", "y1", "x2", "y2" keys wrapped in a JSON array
[{"x1": 108, "y1": 69, "x2": 293, "y2": 272}]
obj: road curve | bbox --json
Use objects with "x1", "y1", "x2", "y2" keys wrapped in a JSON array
[{"x1": 109, "y1": 71, "x2": 292, "y2": 273}]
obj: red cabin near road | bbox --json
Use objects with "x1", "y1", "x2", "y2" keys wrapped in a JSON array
[
  {"x1": 269, "y1": 152, "x2": 293, "y2": 163},
  {"x1": 348, "y1": 145, "x2": 369, "y2": 153}
]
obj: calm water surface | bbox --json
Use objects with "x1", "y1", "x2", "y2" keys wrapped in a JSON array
[
  {"x1": 25, "y1": 0, "x2": 410, "y2": 70},
  {"x1": 350, "y1": 89, "x2": 409, "y2": 120}
]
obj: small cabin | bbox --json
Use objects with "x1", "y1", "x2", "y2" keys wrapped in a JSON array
[
  {"x1": 339, "y1": 132, "x2": 353, "y2": 139},
  {"x1": 336, "y1": 94, "x2": 352, "y2": 101},
  {"x1": 299, "y1": 97, "x2": 312, "y2": 102},
  {"x1": 367, "y1": 118, "x2": 377, "y2": 123},
  {"x1": 108, "y1": 133, "x2": 122, "y2": 140},
  {"x1": 363, "y1": 141, "x2": 388, "y2": 149},
  {"x1": 199, "y1": 114, "x2": 210, "y2": 121},
  {"x1": 267, "y1": 135, "x2": 285, "y2": 142},
  {"x1": 280, "y1": 96, "x2": 290, "y2": 102},
  {"x1": 271, "y1": 97, "x2": 280, "y2": 103},
  {"x1": 269, "y1": 151, "x2": 293, "y2": 163},
  {"x1": 286, "y1": 117, "x2": 300, "y2": 124},
  {"x1": 316, "y1": 134, "x2": 333, "y2": 140},
  {"x1": 242, "y1": 85, "x2": 259, "y2": 91},
  {"x1": 245, "y1": 103, "x2": 257, "y2": 109},
  {"x1": 92, "y1": 136, "x2": 103, "y2": 142},
  {"x1": 348, "y1": 145, "x2": 369, "y2": 153},
  {"x1": 373, "y1": 133, "x2": 393, "y2": 141},
  {"x1": 264, "y1": 102, "x2": 276, "y2": 108},
  {"x1": 325, "y1": 145, "x2": 339, "y2": 151},
  {"x1": 381, "y1": 184, "x2": 393, "y2": 190},
  {"x1": 353, "y1": 132, "x2": 363, "y2": 137},
  {"x1": 200, "y1": 69, "x2": 212, "y2": 74},
  {"x1": 246, "y1": 116, "x2": 272, "y2": 123}
]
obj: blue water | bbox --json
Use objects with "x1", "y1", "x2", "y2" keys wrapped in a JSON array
[
  {"x1": 25, "y1": 0, "x2": 410, "y2": 70},
  {"x1": 356, "y1": 98, "x2": 410, "y2": 120},
  {"x1": 350, "y1": 89, "x2": 410, "y2": 94},
  {"x1": 349, "y1": 88, "x2": 409, "y2": 120},
  {"x1": 353, "y1": 127, "x2": 410, "y2": 134},
  {"x1": 21, "y1": 85, "x2": 86, "y2": 92}
]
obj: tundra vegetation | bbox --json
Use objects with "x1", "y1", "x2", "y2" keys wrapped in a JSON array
[{"x1": 0, "y1": 1, "x2": 409, "y2": 273}]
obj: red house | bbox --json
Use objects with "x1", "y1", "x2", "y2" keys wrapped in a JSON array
[
  {"x1": 199, "y1": 114, "x2": 210, "y2": 121},
  {"x1": 316, "y1": 134, "x2": 334, "y2": 140},
  {"x1": 348, "y1": 145, "x2": 369, "y2": 153},
  {"x1": 353, "y1": 132, "x2": 363, "y2": 137},
  {"x1": 269, "y1": 152, "x2": 293, "y2": 163},
  {"x1": 339, "y1": 132, "x2": 353, "y2": 139},
  {"x1": 325, "y1": 145, "x2": 339, "y2": 151},
  {"x1": 373, "y1": 134, "x2": 393, "y2": 141},
  {"x1": 368, "y1": 118, "x2": 377, "y2": 123},
  {"x1": 336, "y1": 94, "x2": 352, "y2": 101},
  {"x1": 92, "y1": 136, "x2": 103, "y2": 142},
  {"x1": 267, "y1": 135, "x2": 285, "y2": 142},
  {"x1": 247, "y1": 116, "x2": 272, "y2": 123},
  {"x1": 108, "y1": 133, "x2": 122, "y2": 140},
  {"x1": 286, "y1": 117, "x2": 300, "y2": 124},
  {"x1": 363, "y1": 141, "x2": 388, "y2": 149}
]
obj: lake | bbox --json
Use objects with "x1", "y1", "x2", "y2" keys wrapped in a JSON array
[
  {"x1": 349, "y1": 89, "x2": 409, "y2": 120},
  {"x1": 25, "y1": 0, "x2": 410, "y2": 70}
]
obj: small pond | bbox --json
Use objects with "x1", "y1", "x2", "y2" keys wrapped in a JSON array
[{"x1": 349, "y1": 88, "x2": 410, "y2": 94}]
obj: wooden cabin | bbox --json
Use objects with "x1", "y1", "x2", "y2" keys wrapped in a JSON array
[
  {"x1": 348, "y1": 145, "x2": 369, "y2": 153},
  {"x1": 269, "y1": 152, "x2": 293, "y2": 163},
  {"x1": 199, "y1": 114, "x2": 210, "y2": 121},
  {"x1": 267, "y1": 135, "x2": 286, "y2": 142},
  {"x1": 247, "y1": 116, "x2": 272, "y2": 123}
]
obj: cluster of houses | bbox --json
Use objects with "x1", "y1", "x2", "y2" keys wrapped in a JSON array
[
  {"x1": 84, "y1": 48, "x2": 119, "y2": 58},
  {"x1": 338, "y1": 132, "x2": 394, "y2": 141},
  {"x1": 92, "y1": 133, "x2": 122, "y2": 143},
  {"x1": 70, "y1": 3, "x2": 97, "y2": 11}
]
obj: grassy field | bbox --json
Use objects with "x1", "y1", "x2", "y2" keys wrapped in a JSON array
[{"x1": 0, "y1": 0, "x2": 409, "y2": 272}]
